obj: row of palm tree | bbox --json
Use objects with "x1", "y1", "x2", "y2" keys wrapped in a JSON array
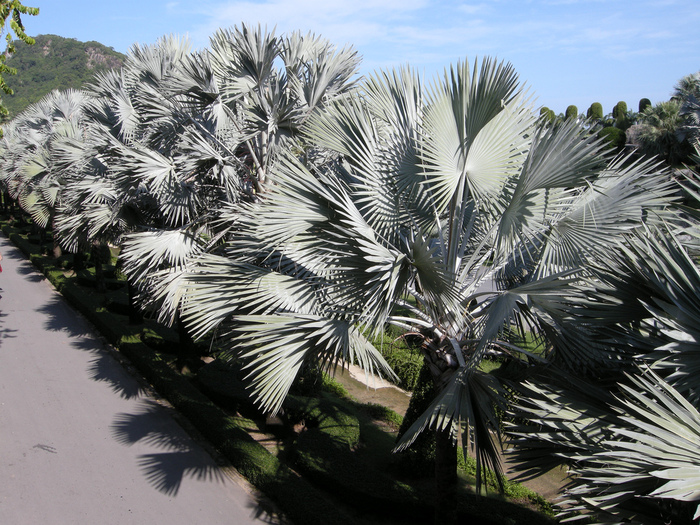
[
  {"x1": 2, "y1": 24, "x2": 700, "y2": 524},
  {"x1": 1, "y1": 26, "x2": 360, "y2": 341}
]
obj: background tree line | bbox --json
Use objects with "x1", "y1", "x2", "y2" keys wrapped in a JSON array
[{"x1": 541, "y1": 73, "x2": 700, "y2": 168}]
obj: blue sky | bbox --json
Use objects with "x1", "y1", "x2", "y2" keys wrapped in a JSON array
[{"x1": 17, "y1": 0, "x2": 700, "y2": 114}]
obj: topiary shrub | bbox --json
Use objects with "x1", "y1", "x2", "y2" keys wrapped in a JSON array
[
  {"x1": 612, "y1": 101, "x2": 627, "y2": 119},
  {"x1": 612, "y1": 101, "x2": 633, "y2": 130},
  {"x1": 587, "y1": 102, "x2": 603, "y2": 121},
  {"x1": 598, "y1": 126, "x2": 626, "y2": 152},
  {"x1": 565, "y1": 105, "x2": 578, "y2": 120},
  {"x1": 639, "y1": 97, "x2": 652, "y2": 113},
  {"x1": 539, "y1": 106, "x2": 555, "y2": 124}
]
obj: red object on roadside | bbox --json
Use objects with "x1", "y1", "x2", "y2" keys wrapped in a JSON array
[{"x1": 0, "y1": 263, "x2": 3, "y2": 272}]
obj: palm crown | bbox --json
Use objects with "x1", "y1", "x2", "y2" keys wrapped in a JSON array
[{"x1": 170, "y1": 59, "x2": 679, "y2": 490}]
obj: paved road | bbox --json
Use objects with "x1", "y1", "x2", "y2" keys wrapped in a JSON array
[{"x1": 0, "y1": 234, "x2": 278, "y2": 525}]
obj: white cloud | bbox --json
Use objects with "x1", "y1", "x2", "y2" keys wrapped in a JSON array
[
  {"x1": 167, "y1": 0, "x2": 698, "y2": 109},
  {"x1": 456, "y1": 3, "x2": 492, "y2": 15}
]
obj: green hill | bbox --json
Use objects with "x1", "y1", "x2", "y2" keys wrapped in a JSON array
[{"x1": 2, "y1": 34, "x2": 125, "y2": 119}]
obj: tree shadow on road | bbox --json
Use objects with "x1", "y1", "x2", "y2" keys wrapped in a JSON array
[
  {"x1": 9, "y1": 250, "x2": 47, "y2": 283},
  {"x1": 36, "y1": 295, "x2": 148, "y2": 399},
  {"x1": 36, "y1": 295, "x2": 93, "y2": 337},
  {"x1": 110, "y1": 400, "x2": 227, "y2": 497},
  {"x1": 109, "y1": 400, "x2": 288, "y2": 523},
  {"x1": 0, "y1": 310, "x2": 18, "y2": 350},
  {"x1": 86, "y1": 352, "x2": 149, "y2": 400}
]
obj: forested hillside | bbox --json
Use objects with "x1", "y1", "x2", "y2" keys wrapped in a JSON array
[{"x1": 2, "y1": 34, "x2": 125, "y2": 118}]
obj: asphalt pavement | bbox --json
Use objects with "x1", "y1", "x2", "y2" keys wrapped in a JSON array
[{"x1": 0, "y1": 233, "x2": 278, "y2": 525}]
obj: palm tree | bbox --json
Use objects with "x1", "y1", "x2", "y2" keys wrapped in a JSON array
[
  {"x1": 205, "y1": 24, "x2": 361, "y2": 197},
  {"x1": 53, "y1": 36, "x2": 195, "y2": 298},
  {"x1": 0, "y1": 88, "x2": 87, "y2": 254},
  {"x1": 508, "y1": 219, "x2": 700, "y2": 523},
  {"x1": 633, "y1": 100, "x2": 691, "y2": 166},
  {"x1": 113, "y1": 26, "x2": 361, "y2": 349},
  {"x1": 673, "y1": 71, "x2": 700, "y2": 101},
  {"x1": 510, "y1": 369, "x2": 700, "y2": 524},
  {"x1": 46, "y1": 27, "x2": 361, "y2": 363},
  {"x1": 166, "y1": 60, "x2": 678, "y2": 522}
]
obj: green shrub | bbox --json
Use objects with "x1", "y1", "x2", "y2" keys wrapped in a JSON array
[
  {"x1": 539, "y1": 106, "x2": 555, "y2": 124},
  {"x1": 612, "y1": 101, "x2": 627, "y2": 119},
  {"x1": 587, "y1": 102, "x2": 603, "y2": 120},
  {"x1": 371, "y1": 325, "x2": 423, "y2": 390},
  {"x1": 639, "y1": 97, "x2": 652, "y2": 113},
  {"x1": 598, "y1": 126, "x2": 626, "y2": 151},
  {"x1": 381, "y1": 344, "x2": 423, "y2": 391},
  {"x1": 321, "y1": 372, "x2": 351, "y2": 399},
  {"x1": 565, "y1": 105, "x2": 578, "y2": 120},
  {"x1": 612, "y1": 101, "x2": 633, "y2": 129}
]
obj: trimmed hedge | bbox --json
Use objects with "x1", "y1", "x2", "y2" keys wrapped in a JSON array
[
  {"x1": 565, "y1": 105, "x2": 578, "y2": 120},
  {"x1": 587, "y1": 102, "x2": 603, "y2": 120},
  {"x1": 539, "y1": 107, "x2": 555, "y2": 124},
  {"x1": 612, "y1": 101, "x2": 627, "y2": 120}
]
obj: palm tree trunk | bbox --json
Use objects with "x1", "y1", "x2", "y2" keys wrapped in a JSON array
[
  {"x1": 434, "y1": 416, "x2": 459, "y2": 525},
  {"x1": 398, "y1": 360, "x2": 461, "y2": 524},
  {"x1": 94, "y1": 256, "x2": 106, "y2": 293},
  {"x1": 73, "y1": 249, "x2": 86, "y2": 272},
  {"x1": 127, "y1": 279, "x2": 143, "y2": 325},
  {"x1": 175, "y1": 309, "x2": 198, "y2": 372},
  {"x1": 92, "y1": 243, "x2": 108, "y2": 293},
  {"x1": 51, "y1": 217, "x2": 62, "y2": 258}
]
